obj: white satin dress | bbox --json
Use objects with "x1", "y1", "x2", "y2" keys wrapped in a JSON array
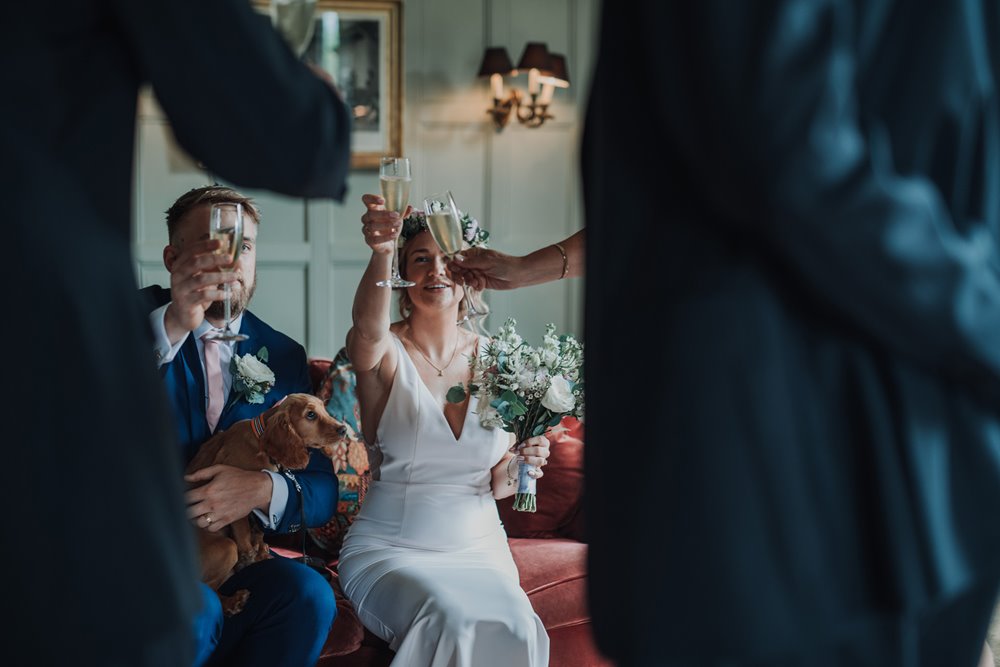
[{"x1": 338, "y1": 336, "x2": 549, "y2": 666}]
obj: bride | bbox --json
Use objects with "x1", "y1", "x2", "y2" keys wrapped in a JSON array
[{"x1": 337, "y1": 193, "x2": 551, "y2": 666}]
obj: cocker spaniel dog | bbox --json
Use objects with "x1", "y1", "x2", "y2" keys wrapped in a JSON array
[{"x1": 185, "y1": 393, "x2": 350, "y2": 616}]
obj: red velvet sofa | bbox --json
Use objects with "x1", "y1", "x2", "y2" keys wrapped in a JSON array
[{"x1": 265, "y1": 356, "x2": 611, "y2": 667}]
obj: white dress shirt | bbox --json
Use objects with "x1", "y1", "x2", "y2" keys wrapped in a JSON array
[{"x1": 150, "y1": 304, "x2": 288, "y2": 529}]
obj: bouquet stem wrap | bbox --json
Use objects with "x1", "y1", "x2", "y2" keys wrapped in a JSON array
[{"x1": 514, "y1": 460, "x2": 537, "y2": 512}]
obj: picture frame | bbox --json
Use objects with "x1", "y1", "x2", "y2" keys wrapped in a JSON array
[{"x1": 257, "y1": 0, "x2": 403, "y2": 170}]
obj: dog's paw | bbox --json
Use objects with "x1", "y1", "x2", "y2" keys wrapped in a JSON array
[{"x1": 220, "y1": 589, "x2": 251, "y2": 617}]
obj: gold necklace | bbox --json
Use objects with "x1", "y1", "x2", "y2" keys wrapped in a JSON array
[{"x1": 406, "y1": 333, "x2": 460, "y2": 376}]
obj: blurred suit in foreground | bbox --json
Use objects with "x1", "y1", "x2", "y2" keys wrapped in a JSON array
[
  {"x1": 583, "y1": 1, "x2": 1000, "y2": 665},
  {"x1": 0, "y1": 1, "x2": 350, "y2": 664}
]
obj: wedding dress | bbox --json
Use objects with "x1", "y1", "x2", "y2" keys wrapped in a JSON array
[{"x1": 338, "y1": 336, "x2": 549, "y2": 666}]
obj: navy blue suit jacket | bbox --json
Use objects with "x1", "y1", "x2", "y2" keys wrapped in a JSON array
[{"x1": 142, "y1": 285, "x2": 337, "y2": 533}]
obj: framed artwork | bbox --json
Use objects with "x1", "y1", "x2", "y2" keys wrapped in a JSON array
[{"x1": 257, "y1": 0, "x2": 403, "y2": 170}]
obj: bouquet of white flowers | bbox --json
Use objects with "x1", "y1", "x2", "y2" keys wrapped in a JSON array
[{"x1": 447, "y1": 318, "x2": 584, "y2": 512}]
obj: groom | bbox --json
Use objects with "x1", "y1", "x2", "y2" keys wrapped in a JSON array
[{"x1": 142, "y1": 185, "x2": 338, "y2": 667}]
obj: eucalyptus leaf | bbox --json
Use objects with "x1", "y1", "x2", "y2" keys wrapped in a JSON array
[
  {"x1": 532, "y1": 423, "x2": 546, "y2": 437},
  {"x1": 257, "y1": 346, "x2": 269, "y2": 363},
  {"x1": 493, "y1": 400, "x2": 512, "y2": 421},
  {"x1": 446, "y1": 384, "x2": 467, "y2": 403},
  {"x1": 499, "y1": 390, "x2": 528, "y2": 416}
]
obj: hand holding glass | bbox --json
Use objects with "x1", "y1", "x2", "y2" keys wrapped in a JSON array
[
  {"x1": 203, "y1": 202, "x2": 248, "y2": 342},
  {"x1": 423, "y1": 191, "x2": 485, "y2": 322},
  {"x1": 377, "y1": 157, "x2": 414, "y2": 288}
]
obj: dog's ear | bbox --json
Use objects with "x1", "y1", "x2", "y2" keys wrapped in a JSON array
[{"x1": 263, "y1": 409, "x2": 310, "y2": 470}]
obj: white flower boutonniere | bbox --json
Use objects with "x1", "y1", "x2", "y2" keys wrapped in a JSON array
[{"x1": 230, "y1": 347, "x2": 276, "y2": 405}]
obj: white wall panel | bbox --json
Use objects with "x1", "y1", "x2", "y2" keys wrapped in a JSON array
[
  {"x1": 250, "y1": 265, "x2": 309, "y2": 349},
  {"x1": 238, "y1": 189, "x2": 308, "y2": 244}
]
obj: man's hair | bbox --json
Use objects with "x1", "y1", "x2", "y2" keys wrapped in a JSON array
[{"x1": 165, "y1": 185, "x2": 261, "y2": 242}]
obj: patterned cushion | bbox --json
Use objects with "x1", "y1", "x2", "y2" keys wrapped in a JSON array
[{"x1": 310, "y1": 347, "x2": 371, "y2": 559}]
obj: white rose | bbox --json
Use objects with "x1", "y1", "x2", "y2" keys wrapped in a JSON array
[
  {"x1": 235, "y1": 354, "x2": 275, "y2": 384},
  {"x1": 541, "y1": 375, "x2": 575, "y2": 413}
]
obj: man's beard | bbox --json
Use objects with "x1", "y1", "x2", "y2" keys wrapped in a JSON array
[{"x1": 206, "y1": 276, "x2": 256, "y2": 321}]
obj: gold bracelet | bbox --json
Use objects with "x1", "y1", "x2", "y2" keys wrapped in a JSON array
[
  {"x1": 553, "y1": 243, "x2": 568, "y2": 280},
  {"x1": 506, "y1": 456, "x2": 519, "y2": 486}
]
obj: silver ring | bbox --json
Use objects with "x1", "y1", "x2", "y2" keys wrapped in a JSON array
[{"x1": 205, "y1": 514, "x2": 213, "y2": 525}]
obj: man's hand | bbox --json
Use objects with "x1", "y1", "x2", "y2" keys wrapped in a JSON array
[
  {"x1": 184, "y1": 464, "x2": 273, "y2": 532},
  {"x1": 163, "y1": 239, "x2": 237, "y2": 344}
]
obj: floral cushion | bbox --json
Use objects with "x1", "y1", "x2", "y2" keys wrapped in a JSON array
[{"x1": 310, "y1": 347, "x2": 370, "y2": 559}]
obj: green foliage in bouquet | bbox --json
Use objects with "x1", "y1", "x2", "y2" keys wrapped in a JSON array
[{"x1": 448, "y1": 318, "x2": 584, "y2": 511}]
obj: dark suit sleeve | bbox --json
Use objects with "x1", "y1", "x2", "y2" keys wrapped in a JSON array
[
  {"x1": 273, "y1": 450, "x2": 339, "y2": 532},
  {"x1": 109, "y1": 0, "x2": 350, "y2": 200},
  {"x1": 273, "y1": 344, "x2": 338, "y2": 533},
  {"x1": 631, "y1": 1, "x2": 1000, "y2": 383}
]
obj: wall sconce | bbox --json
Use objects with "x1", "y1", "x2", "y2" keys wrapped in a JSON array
[{"x1": 477, "y1": 42, "x2": 570, "y2": 132}]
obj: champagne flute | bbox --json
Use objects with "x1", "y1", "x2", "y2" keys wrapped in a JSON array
[
  {"x1": 203, "y1": 203, "x2": 249, "y2": 342},
  {"x1": 377, "y1": 157, "x2": 414, "y2": 288},
  {"x1": 423, "y1": 191, "x2": 486, "y2": 324},
  {"x1": 270, "y1": 0, "x2": 318, "y2": 58}
]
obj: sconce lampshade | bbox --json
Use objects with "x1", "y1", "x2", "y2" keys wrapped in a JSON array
[
  {"x1": 516, "y1": 42, "x2": 552, "y2": 71},
  {"x1": 477, "y1": 47, "x2": 515, "y2": 77},
  {"x1": 544, "y1": 53, "x2": 570, "y2": 87}
]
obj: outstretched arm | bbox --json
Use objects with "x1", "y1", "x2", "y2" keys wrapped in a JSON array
[
  {"x1": 449, "y1": 229, "x2": 585, "y2": 291},
  {"x1": 110, "y1": 0, "x2": 351, "y2": 199},
  {"x1": 347, "y1": 194, "x2": 408, "y2": 374}
]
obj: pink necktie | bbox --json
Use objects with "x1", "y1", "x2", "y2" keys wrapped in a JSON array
[{"x1": 202, "y1": 335, "x2": 224, "y2": 432}]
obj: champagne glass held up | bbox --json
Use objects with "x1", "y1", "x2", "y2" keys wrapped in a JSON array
[
  {"x1": 423, "y1": 190, "x2": 486, "y2": 323},
  {"x1": 203, "y1": 202, "x2": 249, "y2": 342},
  {"x1": 377, "y1": 157, "x2": 415, "y2": 288},
  {"x1": 269, "y1": 0, "x2": 318, "y2": 57}
]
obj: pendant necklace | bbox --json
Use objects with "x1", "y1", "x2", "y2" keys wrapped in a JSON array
[{"x1": 408, "y1": 334, "x2": 460, "y2": 376}]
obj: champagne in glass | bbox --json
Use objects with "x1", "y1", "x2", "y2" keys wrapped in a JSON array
[
  {"x1": 270, "y1": 0, "x2": 318, "y2": 57},
  {"x1": 210, "y1": 225, "x2": 243, "y2": 270},
  {"x1": 377, "y1": 157, "x2": 415, "y2": 288},
  {"x1": 380, "y1": 175, "x2": 411, "y2": 217},
  {"x1": 203, "y1": 202, "x2": 249, "y2": 342},
  {"x1": 424, "y1": 191, "x2": 486, "y2": 325},
  {"x1": 424, "y1": 191, "x2": 463, "y2": 257}
]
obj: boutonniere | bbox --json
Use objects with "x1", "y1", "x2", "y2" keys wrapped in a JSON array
[{"x1": 230, "y1": 346, "x2": 276, "y2": 405}]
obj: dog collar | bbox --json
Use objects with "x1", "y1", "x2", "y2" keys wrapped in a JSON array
[{"x1": 251, "y1": 413, "x2": 266, "y2": 439}]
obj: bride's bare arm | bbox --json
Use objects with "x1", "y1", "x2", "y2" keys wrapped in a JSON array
[
  {"x1": 491, "y1": 450, "x2": 518, "y2": 500},
  {"x1": 347, "y1": 194, "x2": 407, "y2": 375}
]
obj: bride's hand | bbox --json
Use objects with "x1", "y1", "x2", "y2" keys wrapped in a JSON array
[
  {"x1": 361, "y1": 194, "x2": 411, "y2": 254},
  {"x1": 515, "y1": 435, "x2": 550, "y2": 479}
]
